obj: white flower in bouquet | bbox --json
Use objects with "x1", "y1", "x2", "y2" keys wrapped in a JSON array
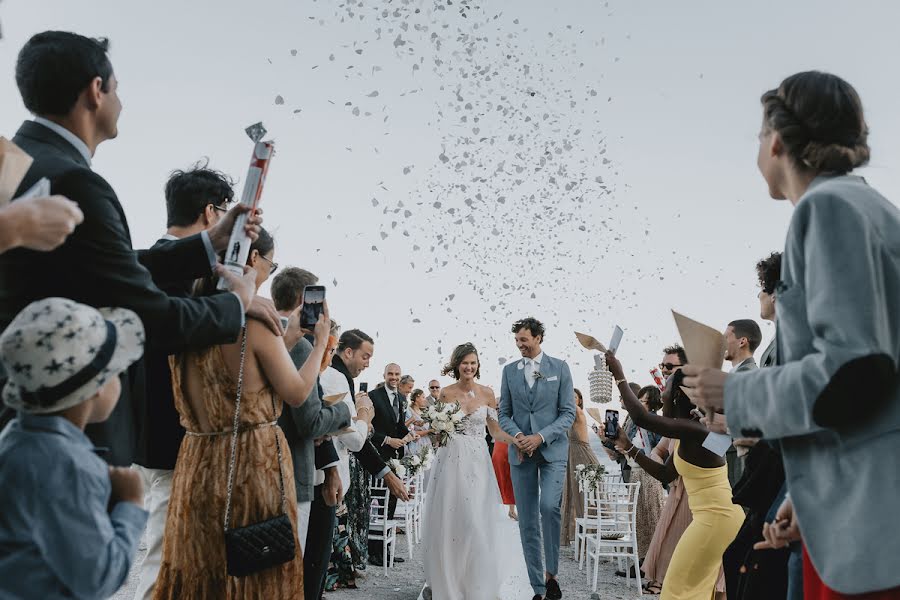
[
  {"x1": 575, "y1": 464, "x2": 585, "y2": 472},
  {"x1": 451, "y1": 411, "x2": 464, "y2": 423},
  {"x1": 410, "y1": 455, "x2": 421, "y2": 466},
  {"x1": 394, "y1": 463, "x2": 407, "y2": 478}
]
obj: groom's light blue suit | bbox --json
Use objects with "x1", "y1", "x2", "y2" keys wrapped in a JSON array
[{"x1": 499, "y1": 353, "x2": 576, "y2": 596}]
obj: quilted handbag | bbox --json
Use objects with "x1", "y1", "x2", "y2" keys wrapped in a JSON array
[{"x1": 223, "y1": 327, "x2": 296, "y2": 577}]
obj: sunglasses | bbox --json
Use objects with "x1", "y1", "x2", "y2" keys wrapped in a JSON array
[
  {"x1": 429, "y1": 386, "x2": 440, "y2": 390},
  {"x1": 660, "y1": 362, "x2": 682, "y2": 371},
  {"x1": 259, "y1": 254, "x2": 279, "y2": 275}
]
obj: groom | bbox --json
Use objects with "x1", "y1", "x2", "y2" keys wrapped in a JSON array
[{"x1": 499, "y1": 318, "x2": 576, "y2": 600}]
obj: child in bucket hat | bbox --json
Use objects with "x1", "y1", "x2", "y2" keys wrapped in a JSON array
[{"x1": 0, "y1": 297, "x2": 148, "y2": 599}]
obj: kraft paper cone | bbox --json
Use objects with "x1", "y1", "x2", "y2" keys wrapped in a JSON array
[
  {"x1": 575, "y1": 331, "x2": 607, "y2": 353},
  {"x1": 671, "y1": 310, "x2": 726, "y2": 369},
  {"x1": 0, "y1": 138, "x2": 33, "y2": 206},
  {"x1": 586, "y1": 407, "x2": 604, "y2": 423},
  {"x1": 323, "y1": 392, "x2": 347, "y2": 406}
]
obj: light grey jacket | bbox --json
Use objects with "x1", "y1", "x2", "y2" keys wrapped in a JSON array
[
  {"x1": 725, "y1": 175, "x2": 900, "y2": 594},
  {"x1": 499, "y1": 353, "x2": 576, "y2": 465}
]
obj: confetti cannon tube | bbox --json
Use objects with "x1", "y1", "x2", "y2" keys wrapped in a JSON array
[
  {"x1": 650, "y1": 367, "x2": 666, "y2": 392},
  {"x1": 217, "y1": 140, "x2": 275, "y2": 289}
]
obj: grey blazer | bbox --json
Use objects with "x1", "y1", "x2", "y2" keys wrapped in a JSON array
[
  {"x1": 725, "y1": 175, "x2": 900, "y2": 594},
  {"x1": 278, "y1": 338, "x2": 351, "y2": 503},
  {"x1": 498, "y1": 353, "x2": 576, "y2": 465}
]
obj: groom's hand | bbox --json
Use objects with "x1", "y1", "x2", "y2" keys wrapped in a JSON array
[{"x1": 518, "y1": 434, "x2": 543, "y2": 454}]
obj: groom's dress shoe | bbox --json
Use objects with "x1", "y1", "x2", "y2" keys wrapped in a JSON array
[{"x1": 545, "y1": 578, "x2": 562, "y2": 600}]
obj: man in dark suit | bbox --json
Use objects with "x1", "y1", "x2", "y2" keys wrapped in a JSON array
[
  {"x1": 369, "y1": 363, "x2": 409, "y2": 461},
  {"x1": 0, "y1": 32, "x2": 280, "y2": 466},
  {"x1": 130, "y1": 163, "x2": 239, "y2": 600}
]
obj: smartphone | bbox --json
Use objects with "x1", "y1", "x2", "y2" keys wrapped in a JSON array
[
  {"x1": 604, "y1": 409, "x2": 619, "y2": 439},
  {"x1": 359, "y1": 382, "x2": 369, "y2": 394},
  {"x1": 300, "y1": 285, "x2": 326, "y2": 329},
  {"x1": 609, "y1": 325, "x2": 624, "y2": 354},
  {"x1": 279, "y1": 315, "x2": 290, "y2": 332}
]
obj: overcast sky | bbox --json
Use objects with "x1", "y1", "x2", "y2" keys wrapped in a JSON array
[{"x1": 2, "y1": 0, "x2": 898, "y2": 407}]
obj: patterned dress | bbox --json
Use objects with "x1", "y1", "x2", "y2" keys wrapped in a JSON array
[{"x1": 153, "y1": 346, "x2": 302, "y2": 599}]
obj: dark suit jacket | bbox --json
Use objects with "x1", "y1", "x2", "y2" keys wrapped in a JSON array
[
  {"x1": 368, "y1": 385, "x2": 409, "y2": 461},
  {"x1": 278, "y1": 337, "x2": 351, "y2": 503},
  {"x1": 331, "y1": 355, "x2": 391, "y2": 477},
  {"x1": 0, "y1": 121, "x2": 243, "y2": 465},
  {"x1": 134, "y1": 237, "x2": 194, "y2": 470}
]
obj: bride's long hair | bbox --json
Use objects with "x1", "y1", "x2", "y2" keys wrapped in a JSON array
[{"x1": 441, "y1": 342, "x2": 481, "y2": 380}]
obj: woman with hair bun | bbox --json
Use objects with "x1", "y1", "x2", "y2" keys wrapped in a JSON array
[{"x1": 685, "y1": 71, "x2": 900, "y2": 599}]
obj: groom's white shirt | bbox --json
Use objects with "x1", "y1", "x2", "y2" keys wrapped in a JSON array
[{"x1": 519, "y1": 352, "x2": 544, "y2": 389}]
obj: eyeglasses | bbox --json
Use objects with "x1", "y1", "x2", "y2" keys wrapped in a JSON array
[
  {"x1": 659, "y1": 362, "x2": 682, "y2": 371},
  {"x1": 259, "y1": 255, "x2": 278, "y2": 275}
]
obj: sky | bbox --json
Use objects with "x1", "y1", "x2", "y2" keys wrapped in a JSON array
[{"x1": 1, "y1": 0, "x2": 898, "y2": 409}]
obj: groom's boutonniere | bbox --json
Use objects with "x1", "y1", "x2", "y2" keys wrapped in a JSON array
[{"x1": 532, "y1": 370, "x2": 544, "y2": 381}]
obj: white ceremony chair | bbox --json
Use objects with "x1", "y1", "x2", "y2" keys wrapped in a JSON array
[
  {"x1": 368, "y1": 476, "x2": 398, "y2": 574},
  {"x1": 393, "y1": 471, "x2": 424, "y2": 559},
  {"x1": 576, "y1": 472, "x2": 621, "y2": 569},
  {"x1": 585, "y1": 480, "x2": 642, "y2": 595}
]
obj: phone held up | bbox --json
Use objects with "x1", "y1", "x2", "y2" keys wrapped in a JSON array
[
  {"x1": 604, "y1": 409, "x2": 620, "y2": 439},
  {"x1": 359, "y1": 382, "x2": 369, "y2": 394},
  {"x1": 300, "y1": 285, "x2": 326, "y2": 329}
]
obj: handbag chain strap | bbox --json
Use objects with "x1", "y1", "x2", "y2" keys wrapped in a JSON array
[{"x1": 223, "y1": 326, "x2": 289, "y2": 531}]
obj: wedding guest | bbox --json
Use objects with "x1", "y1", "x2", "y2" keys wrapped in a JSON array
[
  {"x1": 405, "y1": 389, "x2": 432, "y2": 456},
  {"x1": 491, "y1": 380, "x2": 519, "y2": 521},
  {"x1": 659, "y1": 345, "x2": 687, "y2": 380},
  {"x1": 132, "y1": 162, "x2": 236, "y2": 600},
  {"x1": 427, "y1": 379, "x2": 442, "y2": 405},
  {"x1": 606, "y1": 355, "x2": 743, "y2": 599},
  {"x1": 687, "y1": 71, "x2": 900, "y2": 598},
  {"x1": 329, "y1": 330, "x2": 410, "y2": 573},
  {"x1": 368, "y1": 362, "x2": 410, "y2": 564},
  {"x1": 153, "y1": 229, "x2": 319, "y2": 599},
  {"x1": 0, "y1": 298, "x2": 146, "y2": 600},
  {"x1": 270, "y1": 267, "x2": 354, "y2": 600},
  {"x1": 722, "y1": 252, "x2": 790, "y2": 600},
  {"x1": 2, "y1": 31, "x2": 279, "y2": 467},
  {"x1": 321, "y1": 323, "x2": 375, "y2": 592},
  {"x1": 0, "y1": 194, "x2": 82, "y2": 253},
  {"x1": 723, "y1": 319, "x2": 761, "y2": 487},
  {"x1": 560, "y1": 388, "x2": 598, "y2": 545},
  {"x1": 398, "y1": 374, "x2": 415, "y2": 401}
]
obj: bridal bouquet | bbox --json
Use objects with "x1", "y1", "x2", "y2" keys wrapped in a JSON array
[
  {"x1": 388, "y1": 446, "x2": 435, "y2": 479},
  {"x1": 576, "y1": 463, "x2": 607, "y2": 493},
  {"x1": 420, "y1": 401, "x2": 465, "y2": 447}
]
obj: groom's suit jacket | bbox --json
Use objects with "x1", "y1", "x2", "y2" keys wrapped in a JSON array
[
  {"x1": 498, "y1": 353, "x2": 576, "y2": 465},
  {"x1": 369, "y1": 386, "x2": 409, "y2": 461}
]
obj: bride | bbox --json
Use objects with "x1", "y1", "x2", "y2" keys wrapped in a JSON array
[{"x1": 422, "y1": 342, "x2": 519, "y2": 600}]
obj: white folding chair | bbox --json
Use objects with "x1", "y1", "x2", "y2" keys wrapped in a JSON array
[
  {"x1": 575, "y1": 484, "x2": 600, "y2": 570},
  {"x1": 585, "y1": 481, "x2": 642, "y2": 595},
  {"x1": 393, "y1": 472, "x2": 422, "y2": 559},
  {"x1": 368, "y1": 476, "x2": 398, "y2": 574}
]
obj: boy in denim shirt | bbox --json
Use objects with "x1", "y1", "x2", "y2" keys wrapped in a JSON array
[{"x1": 0, "y1": 298, "x2": 148, "y2": 599}]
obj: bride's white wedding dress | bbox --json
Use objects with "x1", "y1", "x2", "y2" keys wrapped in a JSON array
[{"x1": 422, "y1": 405, "x2": 510, "y2": 600}]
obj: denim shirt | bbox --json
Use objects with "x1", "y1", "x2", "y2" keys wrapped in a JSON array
[{"x1": 0, "y1": 414, "x2": 148, "y2": 599}]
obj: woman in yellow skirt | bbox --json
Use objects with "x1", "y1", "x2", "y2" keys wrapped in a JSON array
[{"x1": 605, "y1": 352, "x2": 743, "y2": 599}]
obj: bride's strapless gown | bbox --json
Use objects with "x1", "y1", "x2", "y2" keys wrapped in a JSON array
[{"x1": 422, "y1": 405, "x2": 529, "y2": 600}]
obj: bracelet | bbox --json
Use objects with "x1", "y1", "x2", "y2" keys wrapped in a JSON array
[
  {"x1": 624, "y1": 443, "x2": 636, "y2": 454},
  {"x1": 615, "y1": 378, "x2": 627, "y2": 385}
]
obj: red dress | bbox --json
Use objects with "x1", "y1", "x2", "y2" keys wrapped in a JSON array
[
  {"x1": 804, "y1": 547, "x2": 900, "y2": 600},
  {"x1": 491, "y1": 441, "x2": 516, "y2": 505}
]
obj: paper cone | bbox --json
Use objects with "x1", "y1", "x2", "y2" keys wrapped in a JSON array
[
  {"x1": 0, "y1": 138, "x2": 33, "y2": 206},
  {"x1": 586, "y1": 407, "x2": 604, "y2": 423},
  {"x1": 672, "y1": 310, "x2": 726, "y2": 369},
  {"x1": 323, "y1": 392, "x2": 347, "y2": 406},
  {"x1": 575, "y1": 331, "x2": 607, "y2": 353}
]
